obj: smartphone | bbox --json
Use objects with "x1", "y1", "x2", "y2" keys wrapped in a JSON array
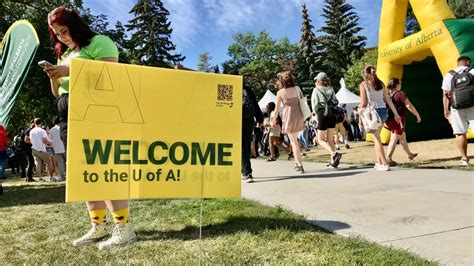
[{"x1": 38, "y1": 60, "x2": 53, "y2": 68}]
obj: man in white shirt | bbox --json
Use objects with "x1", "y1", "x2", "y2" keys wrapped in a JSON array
[
  {"x1": 50, "y1": 117, "x2": 66, "y2": 181},
  {"x1": 441, "y1": 56, "x2": 474, "y2": 166},
  {"x1": 29, "y1": 118, "x2": 55, "y2": 181}
]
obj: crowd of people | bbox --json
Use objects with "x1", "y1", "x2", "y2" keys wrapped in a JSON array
[
  {"x1": 241, "y1": 56, "x2": 473, "y2": 178},
  {"x1": 0, "y1": 4, "x2": 472, "y2": 252},
  {"x1": 1, "y1": 118, "x2": 66, "y2": 183}
]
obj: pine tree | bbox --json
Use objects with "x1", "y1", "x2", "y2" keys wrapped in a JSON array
[
  {"x1": 197, "y1": 52, "x2": 212, "y2": 72},
  {"x1": 294, "y1": 4, "x2": 323, "y2": 92},
  {"x1": 319, "y1": 0, "x2": 366, "y2": 85},
  {"x1": 126, "y1": 0, "x2": 184, "y2": 67}
]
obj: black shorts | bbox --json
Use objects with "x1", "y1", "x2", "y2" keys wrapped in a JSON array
[{"x1": 316, "y1": 110, "x2": 336, "y2": 131}]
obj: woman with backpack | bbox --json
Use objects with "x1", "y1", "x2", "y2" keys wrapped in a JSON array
[
  {"x1": 359, "y1": 65, "x2": 401, "y2": 171},
  {"x1": 311, "y1": 72, "x2": 342, "y2": 168},
  {"x1": 272, "y1": 72, "x2": 306, "y2": 173},
  {"x1": 385, "y1": 78, "x2": 421, "y2": 165}
]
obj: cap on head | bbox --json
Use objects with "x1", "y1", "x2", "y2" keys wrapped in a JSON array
[{"x1": 314, "y1": 72, "x2": 329, "y2": 81}]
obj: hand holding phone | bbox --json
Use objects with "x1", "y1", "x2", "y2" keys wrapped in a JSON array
[{"x1": 38, "y1": 60, "x2": 53, "y2": 68}]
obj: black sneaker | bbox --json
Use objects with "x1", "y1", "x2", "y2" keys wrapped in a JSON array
[
  {"x1": 345, "y1": 144, "x2": 351, "y2": 149},
  {"x1": 25, "y1": 178, "x2": 36, "y2": 182},
  {"x1": 332, "y1": 152, "x2": 342, "y2": 168}
]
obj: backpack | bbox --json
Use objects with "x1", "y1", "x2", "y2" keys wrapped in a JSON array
[
  {"x1": 449, "y1": 67, "x2": 474, "y2": 109},
  {"x1": 13, "y1": 132, "x2": 27, "y2": 153},
  {"x1": 321, "y1": 98, "x2": 345, "y2": 124}
]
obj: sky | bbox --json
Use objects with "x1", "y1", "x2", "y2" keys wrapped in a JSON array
[{"x1": 83, "y1": 0, "x2": 382, "y2": 69}]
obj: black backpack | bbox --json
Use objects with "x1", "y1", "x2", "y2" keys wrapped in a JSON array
[
  {"x1": 449, "y1": 67, "x2": 474, "y2": 109},
  {"x1": 13, "y1": 132, "x2": 26, "y2": 153}
]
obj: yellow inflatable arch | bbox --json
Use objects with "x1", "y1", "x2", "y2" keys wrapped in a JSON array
[{"x1": 369, "y1": 0, "x2": 474, "y2": 142}]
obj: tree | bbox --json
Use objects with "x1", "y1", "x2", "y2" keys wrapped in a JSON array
[
  {"x1": 319, "y1": 0, "x2": 366, "y2": 86},
  {"x1": 294, "y1": 4, "x2": 323, "y2": 94},
  {"x1": 197, "y1": 52, "x2": 212, "y2": 72},
  {"x1": 210, "y1": 65, "x2": 220, "y2": 73},
  {"x1": 224, "y1": 31, "x2": 297, "y2": 97},
  {"x1": 343, "y1": 48, "x2": 378, "y2": 95},
  {"x1": 448, "y1": 0, "x2": 474, "y2": 18},
  {"x1": 106, "y1": 22, "x2": 131, "y2": 63},
  {"x1": 126, "y1": 0, "x2": 184, "y2": 67},
  {"x1": 406, "y1": 0, "x2": 474, "y2": 35},
  {"x1": 0, "y1": 1, "x2": 88, "y2": 133}
]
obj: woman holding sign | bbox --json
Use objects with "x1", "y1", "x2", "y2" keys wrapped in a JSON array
[{"x1": 43, "y1": 6, "x2": 136, "y2": 250}]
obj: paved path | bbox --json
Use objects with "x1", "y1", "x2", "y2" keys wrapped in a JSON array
[{"x1": 242, "y1": 159, "x2": 474, "y2": 265}]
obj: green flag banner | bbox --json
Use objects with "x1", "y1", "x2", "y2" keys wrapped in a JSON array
[{"x1": 0, "y1": 20, "x2": 39, "y2": 126}]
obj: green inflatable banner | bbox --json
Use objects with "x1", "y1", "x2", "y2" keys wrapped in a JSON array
[{"x1": 0, "y1": 20, "x2": 39, "y2": 126}]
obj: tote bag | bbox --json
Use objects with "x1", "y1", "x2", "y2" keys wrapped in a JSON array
[{"x1": 297, "y1": 87, "x2": 312, "y2": 119}]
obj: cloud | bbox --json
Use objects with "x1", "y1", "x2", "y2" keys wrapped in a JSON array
[
  {"x1": 201, "y1": 0, "x2": 267, "y2": 32},
  {"x1": 85, "y1": 0, "x2": 135, "y2": 24},
  {"x1": 163, "y1": 0, "x2": 201, "y2": 50}
]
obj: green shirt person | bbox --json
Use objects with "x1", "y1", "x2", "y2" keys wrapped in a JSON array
[{"x1": 43, "y1": 6, "x2": 136, "y2": 250}]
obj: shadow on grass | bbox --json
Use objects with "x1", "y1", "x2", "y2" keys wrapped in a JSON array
[
  {"x1": 254, "y1": 170, "x2": 367, "y2": 183},
  {"x1": 138, "y1": 215, "x2": 350, "y2": 241},
  {"x1": 0, "y1": 184, "x2": 65, "y2": 208}
]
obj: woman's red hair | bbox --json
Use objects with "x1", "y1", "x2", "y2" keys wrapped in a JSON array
[{"x1": 48, "y1": 6, "x2": 96, "y2": 59}]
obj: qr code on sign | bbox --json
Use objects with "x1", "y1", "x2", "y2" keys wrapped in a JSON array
[{"x1": 217, "y1": 84, "x2": 233, "y2": 101}]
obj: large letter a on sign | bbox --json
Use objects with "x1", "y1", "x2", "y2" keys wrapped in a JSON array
[{"x1": 69, "y1": 59, "x2": 144, "y2": 124}]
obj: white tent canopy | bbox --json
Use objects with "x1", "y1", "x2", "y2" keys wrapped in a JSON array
[
  {"x1": 336, "y1": 78, "x2": 360, "y2": 104},
  {"x1": 258, "y1": 89, "x2": 283, "y2": 112}
]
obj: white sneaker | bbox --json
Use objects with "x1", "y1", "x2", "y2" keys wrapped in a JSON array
[
  {"x1": 50, "y1": 176, "x2": 62, "y2": 182},
  {"x1": 72, "y1": 223, "x2": 108, "y2": 246},
  {"x1": 460, "y1": 158, "x2": 470, "y2": 166},
  {"x1": 376, "y1": 164, "x2": 390, "y2": 171},
  {"x1": 98, "y1": 223, "x2": 137, "y2": 250}
]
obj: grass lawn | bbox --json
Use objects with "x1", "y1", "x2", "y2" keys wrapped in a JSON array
[
  {"x1": 304, "y1": 138, "x2": 474, "y2": 171},
  {"x1": 0, "y1": 176, "x2": 435, "y2": 264}
]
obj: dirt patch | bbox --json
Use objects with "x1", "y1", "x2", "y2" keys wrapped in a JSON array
[{"x1": 303, "y1": 138, "x2": 474, "y2": 170}]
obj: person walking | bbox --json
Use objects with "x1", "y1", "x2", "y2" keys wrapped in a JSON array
[
  {"x1": 311, "y1": 72, "x2": 342, "y2": 168},
  {"x1": 385, "y1": 78, "x2": 421, "y2": 165},
  {"x1": 50, "y1": 116, "x2": 66, "y2": 181},
  {"x1": 359, "y1": 65, "x2": 400, "y2": 171},
  {"x1": 43, "y1": 6, "x2": 136, "y2": 249},
  {"x1": 441, "y1": 56, "x2": 474, "y2": 166},
  {"x1": 265, "y1": 101, "x2": 290, "y2": 161},
  {"x1": 24, "y1": 120, "x2": 36, "y2": 182},
  {"x1": 349, "y1": 106, "x2": 362, "y2": 141},
  {"x1": 273, "y1": 71, "x2": 306, "y2": 173},
  {"x1": 241, "y1": 81, "x2": 264, "y2": 183},
  {"x1": 29, "y1": 118, "x2": 55, "y2": 182}
]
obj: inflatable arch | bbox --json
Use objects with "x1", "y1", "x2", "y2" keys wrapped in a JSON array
[{"x1": 372, "y1": 0, "x2": 474, "y2": 142}]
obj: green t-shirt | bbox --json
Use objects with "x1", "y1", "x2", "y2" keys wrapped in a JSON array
[{"x1": 57, "y1": 35, "x2": 118, "y2": 95}]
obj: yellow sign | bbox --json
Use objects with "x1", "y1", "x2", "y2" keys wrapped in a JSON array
[{"x1": 66, "y1": 59, "x2": 242, "y2": 202}]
